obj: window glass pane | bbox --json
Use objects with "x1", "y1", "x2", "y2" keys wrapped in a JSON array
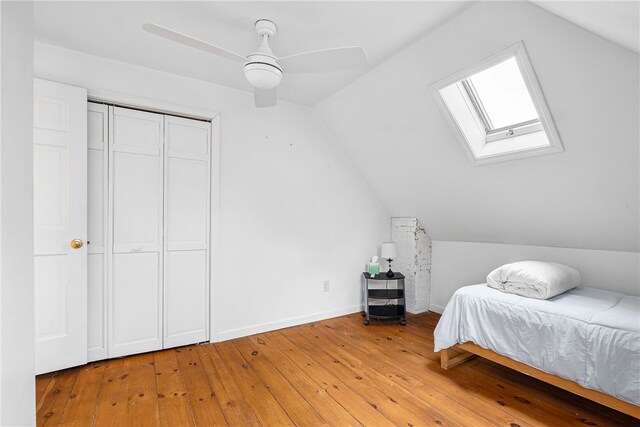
[{"x1": 469, "y1": 57, "x2": 539, "y2": 129}]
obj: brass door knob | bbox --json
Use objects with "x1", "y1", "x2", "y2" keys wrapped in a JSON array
[{"x1": 71, "y1": 239, "x2": 84, "y2": 249}]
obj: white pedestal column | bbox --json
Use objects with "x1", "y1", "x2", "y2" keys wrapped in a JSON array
[{"x1": 390, "y1": 217, "x2": 432, "y2": 314}]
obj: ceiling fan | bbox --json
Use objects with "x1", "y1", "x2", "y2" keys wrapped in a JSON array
[{"x1": 143, "y1": 19, "x2": 367, "y2": 108}]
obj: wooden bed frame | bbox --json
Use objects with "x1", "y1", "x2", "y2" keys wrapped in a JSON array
[{"x1": 441, "y1": 342, "x2": 640, "y2": 419}]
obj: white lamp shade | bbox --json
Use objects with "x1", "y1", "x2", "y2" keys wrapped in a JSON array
[{"x1": 381, "y1": 242, "x2": 397, "y2": 259}]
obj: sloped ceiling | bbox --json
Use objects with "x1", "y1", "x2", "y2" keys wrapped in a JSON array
[
  {"x1": 34, "y1": 1, "x2": 638, "y2": 105},
  {"x1": 33, "y1": 1, "x2": 475, "y2": 106},
  {"x1": 531, "y1": 0, "x2": 639, "y2": 54},
  {"x1": 315, "y1": 1, "x2": 639, "y2": 252}
]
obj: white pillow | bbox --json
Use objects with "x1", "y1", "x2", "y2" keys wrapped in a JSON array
[{"x1": 487, "y1": 261, "x2": 581, "y2": 300}]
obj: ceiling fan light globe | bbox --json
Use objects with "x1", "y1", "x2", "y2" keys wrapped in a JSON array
[{"x1": 244, "y1": 62, "x2": 283, "y2": 90}]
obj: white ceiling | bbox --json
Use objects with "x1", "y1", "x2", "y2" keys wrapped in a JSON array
[
  {"x1": 33, "y1": 1, "x2": 640, "y2": 105},
  {"x1": 33, "y1": 1, "x2": 475, "y2": 106},
  {"x1": 531, "y1": 0, "x2": 639, "y2": 54}
]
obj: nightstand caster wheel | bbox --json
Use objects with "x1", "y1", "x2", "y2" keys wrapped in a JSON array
[
  {"x1": 361, "y1": 311, "x2": 366, "y2": 317},
  {"x1": 364, "y1": 320, "x2": 370, "y2": 325},
  {"x1": 400, "y1": 320, "x2": 407, "y2": 326}
]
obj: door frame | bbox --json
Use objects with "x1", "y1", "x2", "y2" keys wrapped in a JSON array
[{"x1": 88, "y1": 88, "x2": 222, "y2": 343}]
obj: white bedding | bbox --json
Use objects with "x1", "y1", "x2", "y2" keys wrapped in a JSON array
[{"x1": 434, "y1": 284, "x2": 640, "y2": 405}]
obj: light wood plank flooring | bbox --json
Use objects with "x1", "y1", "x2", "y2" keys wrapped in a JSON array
[{"x1": 36, "y1": 312, "x2": 637, "y2": 426}]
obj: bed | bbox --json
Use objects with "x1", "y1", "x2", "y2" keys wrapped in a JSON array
[{"x1": 434, "y1": 284, "x2": 640, "y2": 418}]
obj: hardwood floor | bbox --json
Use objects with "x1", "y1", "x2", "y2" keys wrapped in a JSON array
[{"x1": 36, "y1": 312, "x2": 637, "y2": 426}]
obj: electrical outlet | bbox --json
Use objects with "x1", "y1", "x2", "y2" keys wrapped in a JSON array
[{"x1": 323, "y1": 280, "x2": 330, "y2": 292}]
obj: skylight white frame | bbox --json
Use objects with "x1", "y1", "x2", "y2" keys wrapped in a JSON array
[{"x1": 430, "y1": 42, "x2": 563, "y2": 166}]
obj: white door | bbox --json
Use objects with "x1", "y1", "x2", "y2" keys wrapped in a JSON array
[
  {"x1": 87, "y1": 103, "x2": 109, "y2": 362},
  {"x1": 164, "y1": 115, "x2": 210, "y2": 348},
  {"x1": 109, "y1": 106, "x2": 164, "y2": 358},
  {"x1": 33, "y1": 78, "x2": 88, "y2": 374}
]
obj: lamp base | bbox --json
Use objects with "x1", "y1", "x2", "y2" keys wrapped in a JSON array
[{"x1": 386, "y1": 258, "x2": 394, "y2": 277}]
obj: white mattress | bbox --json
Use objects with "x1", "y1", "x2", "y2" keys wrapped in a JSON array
[{"x1": 434, "y1": 284, "x2": 640, "y2": 405}]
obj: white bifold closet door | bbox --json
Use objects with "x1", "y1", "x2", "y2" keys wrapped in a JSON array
[
  {"x1": 163, "y1": 115, "x2": 210, "y2": 349},
  {"x1": 109, "y1": 106, "x2": 165, "y2": 358},
  {"x1": 87, "y1": 103, "x2": 108, "y2": 362},
  {"x1": 105, "y1": 106, "x2": 210, "y2": 359}
]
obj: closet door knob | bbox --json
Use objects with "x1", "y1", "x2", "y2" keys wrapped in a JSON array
[{"x1": 70, "y1": 239, "x2": 84, "y2": 249}]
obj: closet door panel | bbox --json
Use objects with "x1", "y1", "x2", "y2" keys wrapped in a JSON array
[
  {"x1": 112, "y1": 253, "x2": 161, "y2": 352},
  {"x1": 87, "y1": 255, "x2": 104, "y2": 356},
  {"x1": 112, "y1": 108, "x2": 163, "y2": 153},
  {"x1": 164, "y1": 116, "x2": 210, "y2": 348},
  {"x1": 87, "y1": 150, "x2": 104, "y2": 248},
  {"x1": 112, "y1": 152, "x2": 162, "y2": 250},
  {"x1": 166, "y1": 121, "x2": 209, "y2": 156},
  {"x1": 165, "y1": 251, "x2": 207, "y2": 339},
  {"x1": 87, "y1": 102, "x2": 108, "y2": 362},
  {"x1": 109, "y1": 106, "x2": 164, "y2": 358},
  {"x1": 166, "y1": 158, "x2": 208, "y2": 249}
]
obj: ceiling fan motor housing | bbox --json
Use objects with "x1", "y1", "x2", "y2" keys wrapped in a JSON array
[
  {"x1": 243, "y1": 55, "x2": 283, "y2": 90},
  {"x1": 243, "y1": 19, "x2": 283, "y2": 90}
]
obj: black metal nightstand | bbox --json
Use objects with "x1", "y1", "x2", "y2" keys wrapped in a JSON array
[{"x1": 362, "y1": 272, "x2": 407, "y2": 325}]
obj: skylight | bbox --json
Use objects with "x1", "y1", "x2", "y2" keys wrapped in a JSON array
[
  {"x1": 431, "y1": 42, "x2": 563, "y2": 165},
  {"x1": 467, "y1": 57, "x2": 539, "y2": 130}
]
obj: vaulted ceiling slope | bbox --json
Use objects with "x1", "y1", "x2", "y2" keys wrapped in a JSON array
[
  {"x1": 33, "y1": 1, "x2": 475, "y2": 106},
  {"x1": 315, "y1": 1, "x2": 640, "y2": 252},
  {"x1": 33, "y1": 1, "x2": 639, "y2": 104},
  {"x1": 531, "y1": 0, "x2": 639, "y2": 54}
]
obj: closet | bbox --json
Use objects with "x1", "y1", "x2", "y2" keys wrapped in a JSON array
[
  {"x1": 89, "y1": 103, "x2": 211, "y2": 361},
  {"x1": 34, "y1": 78, "x2": 213, "y2": 374}
]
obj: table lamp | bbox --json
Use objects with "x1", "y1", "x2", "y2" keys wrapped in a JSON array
[{"x1": 381, "y1": 242, "x2": 397, "y2": 278}]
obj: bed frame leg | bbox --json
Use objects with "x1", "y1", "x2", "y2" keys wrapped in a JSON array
[{"x1": 441, "y1": 347, "x2": 477, "y2": 370}]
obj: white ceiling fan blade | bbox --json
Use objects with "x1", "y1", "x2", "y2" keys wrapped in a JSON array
[
  {"x1": 278, "y1": 46, "x2": 367, "y2": 73},
  {"x1": 143, "y1": 23, "x2": 246, "y2": 63},
  {"x1": 254, "y1": 87, "x2": 278, "y2": 108}
]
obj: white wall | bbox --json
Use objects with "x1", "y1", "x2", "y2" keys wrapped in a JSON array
[
  {"x1": 0, "y1": 2, "x2": 36, "y2": 425},
  {"x1": 315, "y1": 1, "x2": 639, "y2": 253},
  {"x1": 34, "y1": 42, "x2": 389, "y2": 341},
  {"x1": 430, "y1": 240, "x2": 640, "y2": 312}
]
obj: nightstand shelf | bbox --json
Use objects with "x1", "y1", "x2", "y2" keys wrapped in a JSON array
[
  {"x1": 368, "y1": 289, "x2": 404, "y2": 299},
  {"x1": 362, "y1": 272, "x2": 407, "y2": 325},
  {"x1": 368, "y1": 304, "x2": 405, "y2": 318}
]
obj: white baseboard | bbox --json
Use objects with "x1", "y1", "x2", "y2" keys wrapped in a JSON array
[
  {"x1": 428, "y1": 304, "x2": 445, "y2": 314},
  {"x1": 215, "y1": 304, "x2": 362, "y2": 342}
]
